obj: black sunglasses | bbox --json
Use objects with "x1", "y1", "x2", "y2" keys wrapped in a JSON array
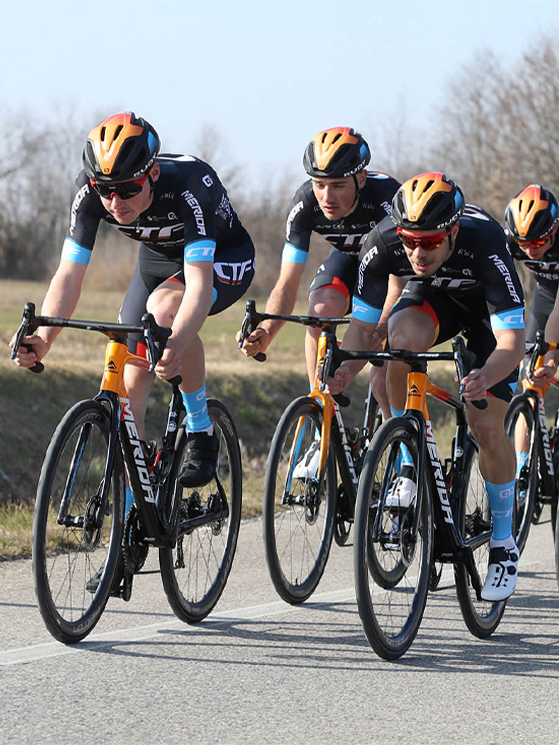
[{"x1": 90, "y1": 172, "x2": 150, "y2": 200}]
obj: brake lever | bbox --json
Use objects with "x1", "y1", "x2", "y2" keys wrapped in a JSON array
[
  {"x1": 12, "y1": 302, "x2": 44, "y2": 374},
  {"x1": 452, "y1": 337, "x2": 487, "y2": 410},
  {"x1": 239, "y1": 299, "x2": 266, "y2": 362}
]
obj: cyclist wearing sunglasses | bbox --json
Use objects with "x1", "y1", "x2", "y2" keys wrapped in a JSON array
[
  {"x1": 238, "y1": 126, "x2": 402, "y2": 393},
  {"x1": 11, "y1": 111, "x2": 255, "y2": 490},
  {"x1": 505, "y1": 185, "x2": 559, "y2": 388},
  {"x1": 327, "y1": 172, "x2": 525, "y2": 601}
]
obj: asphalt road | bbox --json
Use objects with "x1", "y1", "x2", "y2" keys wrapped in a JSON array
[{"x1": 1, "y1": 510, "x2": 559, "y2": 745}]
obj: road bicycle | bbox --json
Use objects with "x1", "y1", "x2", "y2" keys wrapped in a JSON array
[
  {"x1": 239, "y1": 300, "x2": 382, "y2": 604},
  {"x1": 11, "y1": 302, "x2": 242, "y2": 644},
  {"x1": 332, "y1": 338, "x2": 507, "y2": 660},
  {"x1": 505, "y1": 330, "x2": 559, "y2": 553}
]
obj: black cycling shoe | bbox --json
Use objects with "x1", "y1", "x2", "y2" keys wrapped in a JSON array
[
  {"x1": 178, "y1": 431, "x2": 219, "y2": 488},
  {"x1": 86, "y1": 553, "x2": 124, "y2": 597}
]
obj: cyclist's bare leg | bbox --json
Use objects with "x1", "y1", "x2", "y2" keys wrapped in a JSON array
[
  {"x1": 146, "y1": 282, "x2": 206, "y2": 394},
  {"x1": 386, "y1": 308, "x2": 436, "y2": 410},
  {"x1": 369, "y1": 362, "x2": 391, "y2": 421},
  {"x1": 466, "y1": 398, "x2": 515, "y2": 484},
  {"x1": 306, "y1": 286, "x2": 349, "y2": 384}
]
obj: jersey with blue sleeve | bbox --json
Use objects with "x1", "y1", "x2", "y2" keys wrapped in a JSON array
[{"x1": 62, "y1": 154, "x2": 252, "y2": 266}]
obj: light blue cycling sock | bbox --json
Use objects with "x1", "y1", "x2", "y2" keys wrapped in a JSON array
[
  {"x1": 181, "y1": 384, "x2": 213, "y2": 432},
  {"x1": 485, "y1": 479, "x2": 515, "y2": 542},
  {"x1": 516, "y1": 451, "x2": 529, "y2": 476},
  {"x1": 124, "y1": 486, "x2": 133, "y2": 516},
  {"x1": 391, "y1": 407, "x2": 414, "y2": 468}
]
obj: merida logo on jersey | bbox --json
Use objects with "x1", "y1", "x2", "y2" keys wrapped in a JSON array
[
  {"x1": 181, "y1": 190, "x2": 207, "y2": 236},
  {"x1": 358, "y1": 245, "x2": 378, "y2": 292},
  {"x1": 488, "y1": 254, "x2": 521, "y2": 303},
  {"x1": 69, "y1": 183, "x2": 90, "y2": 236},
  {"x1": 286, "y1": 201, "x2": 304, "y2": 239}
]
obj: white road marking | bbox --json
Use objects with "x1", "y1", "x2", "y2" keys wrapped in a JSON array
[{"x1": 0, "y1": 587, "x2": 355, "y2": 667}]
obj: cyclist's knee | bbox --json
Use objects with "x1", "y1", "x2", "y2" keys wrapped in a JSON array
[
  {"x1": 146, "y1": 287, "x2": 182, "y2": 325},
  {"x1": 468, "y1": 414, "x2": 506, "y2": 450},
  {"x1": 308, "y1": 288, "x2": 348, "y2": 318}
]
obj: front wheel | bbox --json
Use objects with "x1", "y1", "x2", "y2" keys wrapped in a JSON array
[
  {"x1": 454, "y1": 438, "x2": 507, "y2": 637},
  {"x1": 504, "y1": 395, "x2": 537, "y2": 553},
  {"x1": 159, "y1": 400, "x2": 242, "y2": 623},
  {"x1": 32, "y1": 400, "x2": 125, "y2": 644},
  {"x1": 263, "y1": 397, "x2": 337, "y2": 604},
  {"x1": 354, "y1": 417, "x2": 433, "y2": 661}
]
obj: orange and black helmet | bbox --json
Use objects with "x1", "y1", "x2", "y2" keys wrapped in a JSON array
[
  {"x1": 391, "y1": 172, "x2": 465, "y2": 231},
  {"x1": 505, "y1": 184, "x2": 559, "y2": 243},
  {"x1": 303, "y1": 127, "x2": 370, "y2": 178},
  {"x1": 82, "y1": 112, "x2": 161, "y2": 182}
]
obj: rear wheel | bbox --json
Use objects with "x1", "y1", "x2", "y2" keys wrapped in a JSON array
[
  {"x1": 504, "y1": 395, "x2": 537, "y2": 553},
  {"x1": 454, "y1": 439, "x2": 507, "y2": 637},
  {"x1": 159, "y1": 400, "x2": 242, "y2": 623},
  {"x1": 263, "y1": 397, "x2": 337, "y2": 603},
  {"x1": 32, "y1": 400, "x2": 124, "y2": 644},
  {"x1": 354, "y1": 418, "x2": 433, "y2": 661}
]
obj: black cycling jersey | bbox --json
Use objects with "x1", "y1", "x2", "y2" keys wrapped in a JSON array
[
  {"x1": 61, "y1": 153, "x2": 255, "y2": 353},
  {"x1": 283, "y1": 172, "x2": 400, "y2": 260},
  {"x1": 63, "y1": 154, "x2": 253, "y2": 267},
  {"x1": 353, "y1": 205, "x2": 525, "y2": 330},
  {"x1": 506, "y1": 233, "x2": 559, "y2": 294}
]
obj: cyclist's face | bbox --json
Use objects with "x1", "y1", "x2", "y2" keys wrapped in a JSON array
[
  {"x1": 100, "y1": 163, "x2": 160, "y2": 224},
  {"x1": 311, "y1": 171, "x2": 367, "y2": 221},
  {"x1": 402, "y1": 225, "x2": 459, "y2": 277}
]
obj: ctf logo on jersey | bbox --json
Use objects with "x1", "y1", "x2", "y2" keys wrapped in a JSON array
[{"x1": 214, "y1": 259, "x2": 254, "y2": 285}]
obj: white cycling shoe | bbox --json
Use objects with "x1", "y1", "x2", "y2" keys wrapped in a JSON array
[
  {"x1": 293, "y1": 439, "x2": 321, "y2": 480},
  {"x1": 481, "y1": 537, "x2": 519, "y2": 602},
  {"x1": 385, "y1": 466, "x2": 417, "y2": 509}
]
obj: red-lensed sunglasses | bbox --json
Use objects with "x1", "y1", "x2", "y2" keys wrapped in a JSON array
[
  {"x1": 397, "y1": 226, "x2": 452, "y2": 251},
  {"x1": 90, "y1": 172, "x2": 151, "y2": 200},
  {"x1": 516, "y1": 233, "x2": 553, "y2": 250}
]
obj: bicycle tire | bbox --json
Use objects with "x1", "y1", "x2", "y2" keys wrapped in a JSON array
[
  {"x1": 159, "y1": 399, "x2": 242, "y2": 623},
  {"x1": 32, "y1": 400, "x2": 125, "y2": 644},
  {"x1": 504, "y1": 395, "x2": 537, "y2": 553},
  {"x1": 263, "y1": 396, "x2": 337, "y2": 604},
  {"x1": 354, "y1": 417, "x2": 433, "y2": 660},
  {"x1": 552, "y1": 444, "x2": 559, "y2": 539},
  {"x1": 454, "y1": 438, "x2": 507, "y2": 638}
]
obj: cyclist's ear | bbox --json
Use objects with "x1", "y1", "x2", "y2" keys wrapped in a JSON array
[{"x1": 150, "y1": 163, "x2": 161, "y2": 182}]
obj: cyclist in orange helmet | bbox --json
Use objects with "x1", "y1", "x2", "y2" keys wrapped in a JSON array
[
  {"x1": 505, "y1": 184, "x2": 559, "y2": 387},
  {"x1": 238, "y1": 126, "x2": 402, "y2": 391},
  {"x1": 328, "y1": 172, "x2": 526, "y2": 601},
  {"x1": 12, "y1": 112, "x2": 255, "y2": 490}
]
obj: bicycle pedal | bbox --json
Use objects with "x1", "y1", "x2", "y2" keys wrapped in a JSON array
[{"x1": 118, "y1": 573, "x2": 134, "y2": 602}]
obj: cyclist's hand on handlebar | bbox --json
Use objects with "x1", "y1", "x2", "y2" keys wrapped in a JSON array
[
  {"x1": 236, "y1": 326, "x2": 271, "y2": 358},
  {"x1": 323, "y1": 365, "x2": 353, "y2": 396},
  {"x1": 154, "y1": 346, "x2": 182, "y2": 381},
  {"x1": 460, "y1": 368, "x2": 487, "y2": 402},
  {"x1": 529, "y1": 358, "x2": 558, "y2": 388},
  {"x1": 9, "y1": 334, "x2": 47, "y2": 368}
]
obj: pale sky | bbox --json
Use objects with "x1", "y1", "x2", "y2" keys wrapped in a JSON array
[{"x1": 2, "y1": 0, "x2": 559, "y2": 185}]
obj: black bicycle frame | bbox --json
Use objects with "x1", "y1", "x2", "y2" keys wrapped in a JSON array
[{"x1": 522, "y1": 388, "x2": 556, "y2": 502}]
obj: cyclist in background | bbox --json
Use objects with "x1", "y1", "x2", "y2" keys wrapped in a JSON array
[
  {"x1": 327, "y1": 173, "x2": 525, "y2": 601},
  {"x1": 504, "y1": 184, "x2": 559, "y2": 490},
  {"x1": 11, "y1": 112, "x2": 255, "y2": 491},
  {"x1": 505, "y1": 184, "x2": 559, "y2": 360},
  {"x1": 238, "y1": 126, "x2": 402, "y2": 407}
]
